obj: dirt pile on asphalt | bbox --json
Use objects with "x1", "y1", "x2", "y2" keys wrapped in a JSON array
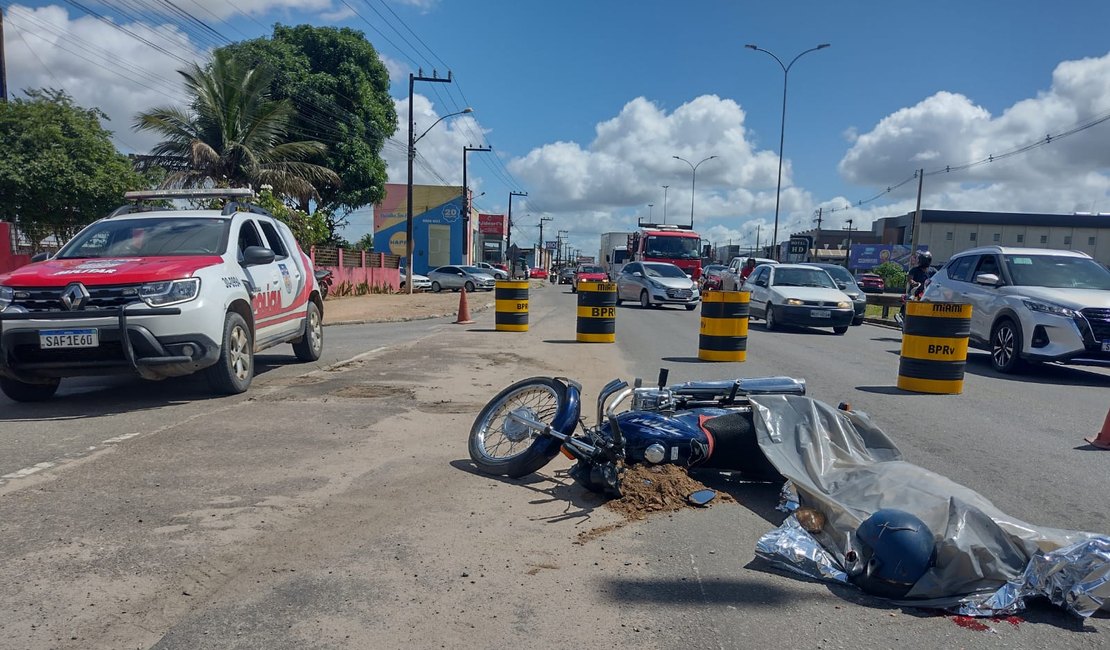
[{"x1": 607, "y1": 464, "x2": 734, "y2": 520}]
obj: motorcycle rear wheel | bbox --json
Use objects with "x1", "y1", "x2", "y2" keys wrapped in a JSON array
[{"x1": 469, "y1": 377, "x2": 567, "y2": 478}]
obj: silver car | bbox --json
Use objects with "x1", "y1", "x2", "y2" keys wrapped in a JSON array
[
  {"x1": 616, "y1": 261, "x2": 700, "y2": 310},
  {"x1": 427, "y1": 265, "x2": 496, "y2": 293},
  {"x1": 803, "y1": 263, "x2": 867, "y2": 326},
  {"x1": 476, "y1": 261, "x2": 509, "y2": 280},
  {"x1": 922, "y1": 246, "x2": 1110, "y2": 372}
]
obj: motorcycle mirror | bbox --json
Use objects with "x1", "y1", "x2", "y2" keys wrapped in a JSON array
[
  {"x1": 687, "y1": 489, "x2": 717, "y2": 507},
  {"x1": 657, "y1": 368, "x2": 669, "y2": 388}
]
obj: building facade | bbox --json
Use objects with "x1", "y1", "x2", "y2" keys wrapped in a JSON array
[
  {"x1": 871, "y1": 210, "x2": 1110, "y2": 265},
  {"x1": 373, "y1": 184, "x2": 471, "y2": 275}
]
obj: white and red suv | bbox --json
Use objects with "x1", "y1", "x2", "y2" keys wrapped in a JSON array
[{"x1": 0, "y1": 189, "x2": 324, "y2": 401}]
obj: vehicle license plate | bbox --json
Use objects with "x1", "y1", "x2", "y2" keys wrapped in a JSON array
[
  {"x1": 39, "y1": 328, "x2": 99, "y2": 349},
  {"x1": 810, "y1": 309, "x2": 831, "y2": 318},
  {"x1": 1102, "y1": 339, "x2": 1110, "y2": 353}
]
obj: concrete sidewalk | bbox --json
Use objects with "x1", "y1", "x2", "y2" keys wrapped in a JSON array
[{"x1": 321, "y1": 279, "x2": 550, "y2": 325}]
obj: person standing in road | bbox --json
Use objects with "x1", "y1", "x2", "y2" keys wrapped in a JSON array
[{"x1": 740, "y1": 258, "x2": 757, "y2": 283}]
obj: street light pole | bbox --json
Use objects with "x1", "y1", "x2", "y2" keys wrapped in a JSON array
[
  {"x1": 661, "y1": 185, "x2": 669, "y2": 224},
  {"x1": 462, "y1": 144, "x2": 491, "y2": 266},
  {"x1": 407, "y1": 69, "x2": 469, "y2": 293},
  {"x1": 672, "y1": 155, "x2": 717, "y2": 229},
  {"x1": 745, "y1": 43, "x2": 830, "y2": 261}
]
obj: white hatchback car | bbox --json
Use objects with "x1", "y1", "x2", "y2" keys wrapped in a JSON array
[
  {"x1": 922, "y1": 246, "x2": 1110, "y2": 372},
  {"x1": 745, "y1": 264, "x2": 855, "y2": 334}
]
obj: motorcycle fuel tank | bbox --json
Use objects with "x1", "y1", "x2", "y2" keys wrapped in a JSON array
[{"x1": 610, "y1": 409, "x2": 721, "y2": 467}]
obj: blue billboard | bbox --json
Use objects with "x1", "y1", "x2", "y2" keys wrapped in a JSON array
[{"x1": 849, "y1": 244, "x2": 929, "y2": 271}]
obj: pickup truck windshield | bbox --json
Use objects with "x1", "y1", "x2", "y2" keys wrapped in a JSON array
[{"x1": 56, "y1": 217, "x2": 230, "y2": 259}]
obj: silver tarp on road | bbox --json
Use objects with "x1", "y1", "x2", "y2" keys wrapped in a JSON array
[{"x1": 747, "y1": 395, "x2": 1110, "y2": 617}]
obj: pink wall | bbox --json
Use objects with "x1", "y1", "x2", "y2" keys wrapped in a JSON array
[
  {"x1": 309, "y1": 248, "x2": 401, "y2": 292},
  {"x1": 0, "y1": 222, "x2": 32, "y2": 275}
]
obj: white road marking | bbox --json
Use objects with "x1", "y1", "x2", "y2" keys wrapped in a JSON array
[
  {"x1": 102, "y1": 432, "x2": 144, "y2": 444},
  {"x1": 2, "y1": 462, "x2": 57, "y2": 480}
]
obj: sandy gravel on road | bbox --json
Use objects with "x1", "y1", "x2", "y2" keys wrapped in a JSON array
[{"x1": 321, "y1": 281, "x2": 548, "y2": 325}]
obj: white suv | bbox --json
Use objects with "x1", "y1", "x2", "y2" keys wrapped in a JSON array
[
  {"x1": 922, "y1": 246, "x2": 1110, "y2": 372},
  {"x1": 0, "y1": 189, "x2": 324, "y2": 401}
]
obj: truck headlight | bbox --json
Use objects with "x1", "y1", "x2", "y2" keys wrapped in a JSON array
[
  {"x1": 0, "y1": 286, "x2": 12, "y2": 311},
  {"x1": 1022, "y1": 299, "x2": 1076, "y2": 318},
  {"x1": 139, "y1": 278, "x2": 200, "y2": 306}
]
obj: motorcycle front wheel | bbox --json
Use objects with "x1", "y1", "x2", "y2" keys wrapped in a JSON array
[{"x1": 468, "y1": 377, "x2": 568, "y2": 478}]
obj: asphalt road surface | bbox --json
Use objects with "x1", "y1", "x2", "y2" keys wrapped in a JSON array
[{"x1": 0, "y1": 284, "x2": 1106, "y2": 649}]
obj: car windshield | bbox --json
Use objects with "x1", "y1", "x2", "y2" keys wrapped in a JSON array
[
  {"x1": 816, "y1": 265, "x2": 854, "y2": 283},
  {"x1": 578, "y1": 265, "x2": 604, "y2": 274},
  {"x1": 643, "y1": 263, "x2": 687, "y2": 278},
  {"x1": 772, "y1": 268, "x2": 837, "y2": 288},
  {"x1": 57, "y1": 217, "x2": 229, "y2": 258},
  {"x1": 644, "y1": 235, "x2": 701, "y2": 259},
  {"x1": 1004, "y1": 255, "x2": 1110, "y2": 289}
]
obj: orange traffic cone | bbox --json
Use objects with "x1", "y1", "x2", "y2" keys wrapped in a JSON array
[
  {"x1": 454, "y1": 287, "x2": 474, "y2": 325},
  {"x1": 1085, "y1": 407, "x2": 1110, "y2": 450}
]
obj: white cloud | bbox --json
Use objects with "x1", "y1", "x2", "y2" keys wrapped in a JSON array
[
  {"x1": 838, "y1": 52, "x2": 1110, "y2": 216},
  {"x1": 135, "y1": 0, "x2": 337, "y2": 19},
  {"x1": 383, "y1": 94, "x2": 489, "y2": 188},
  {"x1": 4, "y1": 4, "x2": 203, "y2": 153}
]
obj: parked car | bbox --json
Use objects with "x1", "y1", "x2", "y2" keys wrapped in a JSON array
[
  {"x1": 745, "y1": 264, "x2": 854, "y2": 334},
  {"x1": 803, "y1": 263, "x2": 867, "y2": 326},
  {"x1": 557, "y1": 267, "x2": 576, "y2": 285},
  {"x1": 700, "y1": 264, "x2": 729, "y2": 291},
  {"x1": 426, "y1": 266, "x2": 496, "y2": 293},
  {"x1": 528, "y1": 267, "x2": 548, "y2": 280},
  {"x1": 721, "y1": 256, "x2": 778, "y2": 291},
  {"x1": 856, "y1": 273, "x2": 886, "y2": 293},
  {"x1": 572, "y1": 264, "x2": 608, "y2": 293},
  {"x1": 615, "y1": 262, "x2": 700, "y2": 310},
  {"x1": 400, "y1": 269, "x2": 432, "y2": 292},
  {"x1": 0, "y1": 188, "x2": 323, "y2": 401},
  {"x1": 922, "y1": 246, "x2": 1110, "y2": 373},
  {"x1": 476, "y1": 261, "x2": 508, "y2": 280}
]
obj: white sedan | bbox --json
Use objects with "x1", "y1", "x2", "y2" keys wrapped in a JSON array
[
  {"x1": 400, "y1": 270, "x2": 432, "y2": 292},
  {"x1": 745, "y1": 264, "x2": 855, "y2": 334}
]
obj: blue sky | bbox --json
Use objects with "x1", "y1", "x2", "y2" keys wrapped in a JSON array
[{"x1": 4, "y1": 1, "x2": 1110, "y2": 257}]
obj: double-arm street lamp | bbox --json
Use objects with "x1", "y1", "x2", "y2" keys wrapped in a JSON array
[
  {"x1": 672, "y1": 155, "x2": 717, "y2": 228},
  {"x1": 745, "y1": 43, "x2": 830, "y2": 261}
]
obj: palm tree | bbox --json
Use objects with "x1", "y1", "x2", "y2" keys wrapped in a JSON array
[{"x1": 134, "y1": 50, "x2": 339, "y2": 202}]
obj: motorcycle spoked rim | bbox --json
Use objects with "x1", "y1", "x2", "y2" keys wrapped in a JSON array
[{"x1": 474, "y1": 383, "x2": 562, "y2": 462}]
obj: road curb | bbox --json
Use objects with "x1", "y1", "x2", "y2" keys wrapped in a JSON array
[{"x1": 863, "y1": 317, "x2": 902, "y2": 330}]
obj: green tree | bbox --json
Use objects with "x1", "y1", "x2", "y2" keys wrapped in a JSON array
[
  {"x1": 254, "y1": 186, "x2": 329, "y2": 248},
  {"x1": 0, "y1": 89, "x2": 150, "y2": 247},
  {"x1": 218, "y1": 24, "x2": 397, "y2": 233},
  {"x1": 872, "y1": 261, "x2": 907, "y2": 292},
  {"x1": 351, "y1": 232, "x2": 375, "y2": 252},
  {"x1": 134, "y1": 49, "x2": 339, "y2": 203}
]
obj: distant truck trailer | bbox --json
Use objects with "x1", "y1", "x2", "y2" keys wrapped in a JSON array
[{"x1": 599, "y1": 231, "x2": 632, "y2": 279}]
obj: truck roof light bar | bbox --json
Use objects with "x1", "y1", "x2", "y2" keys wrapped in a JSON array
[{"x1": 123, "y1": 188, "x2": 256, "y2": 201}]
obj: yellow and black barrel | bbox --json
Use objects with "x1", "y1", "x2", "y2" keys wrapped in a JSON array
[
  {"x1": 897, "y1": 302, "x2": 972, "y2": 394},
  {"x1": 576, "y1": 281, "x2": 617, "y2": 343},
  {"x1": 698, "y1": 291, "x2": 750, "y2": 362},
  {"x1": 495, "y1": 280, "x2": 529, "y2": 332}
]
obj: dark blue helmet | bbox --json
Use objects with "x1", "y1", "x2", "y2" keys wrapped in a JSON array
[{"x1": 850, "y1": 509, "x2": 936, "y2": 599}]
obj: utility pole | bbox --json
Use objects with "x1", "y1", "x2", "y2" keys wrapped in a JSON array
[
  {"x1": 462, "y1": 144, "x2": 491, "y2": 266},
  {"x1": 661, "y1": 186, "x2": 669, "y2": 224},
  {"x1": 556, "y1": 229, "x2": 568, "y2": 268},
  {"x1": 538, "y1": 216, "x2": 552, "y2": 269},
  {"x1": 1, "y1": 11, "x2": 8, "y2": 102},
  {"x1": 843, "y1": 218, "x2": 854, "y2": 269},
  {"x1": 507, "y1": 191, "x2": 527, "y2": 278},
  {"x1": 755, "y1": 224, "x2": 761, "y2": 256},
  {"x1": 814, "y1": 207, "x2": 823, "y2": 232},
  {"x1": 406, "y1": 69, "x2": 455, "y2": 293},
  {"x1": 907, "y1": 168, "x2": 926, "y2": 293}
]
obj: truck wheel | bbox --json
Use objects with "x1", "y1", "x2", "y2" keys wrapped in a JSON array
[
  {"x1": 206, "y1": 312, "x2": 253, "y2": 394},
  {"x1": 292, "y1": 302, "x2": 323, "y2": 362},
  {"x1": 0, "y1": 377, "x2": 60, "y2": 402}
]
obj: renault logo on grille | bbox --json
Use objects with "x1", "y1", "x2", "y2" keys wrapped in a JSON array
[{"x1": 61, "y1": 282, "x2": 90, "y2": 310}]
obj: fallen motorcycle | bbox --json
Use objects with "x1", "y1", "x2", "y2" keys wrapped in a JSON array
[{"x1": 468, "y1": 369, "x2": 805, "y2": 496}]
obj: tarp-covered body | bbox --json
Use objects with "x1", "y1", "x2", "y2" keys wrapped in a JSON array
[{"x1": 747, "y1": 395, "x2": 1109, "y2": 617}]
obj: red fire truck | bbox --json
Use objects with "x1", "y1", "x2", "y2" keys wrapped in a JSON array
[{"x1": 627, "y1": 223, "x2": 703, "y2": 280}]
